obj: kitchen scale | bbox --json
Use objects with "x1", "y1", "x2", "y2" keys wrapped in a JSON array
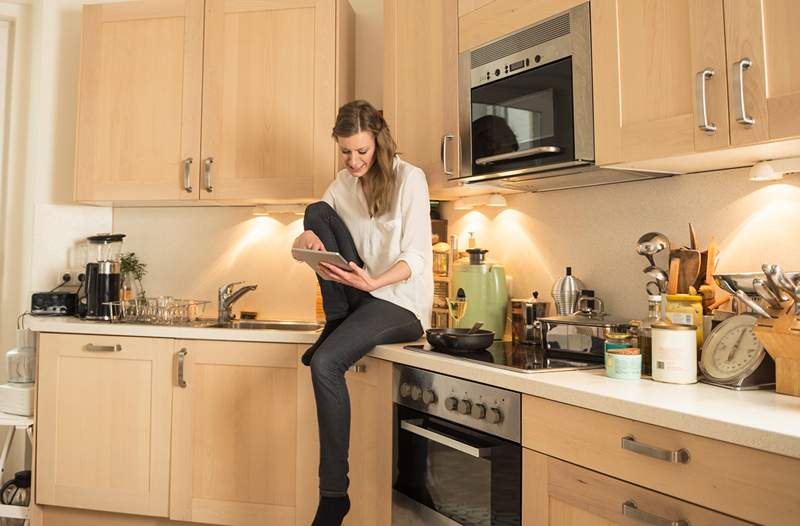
[{"x1": 699, "y1": 314, "x2": 775, "y2": 390}]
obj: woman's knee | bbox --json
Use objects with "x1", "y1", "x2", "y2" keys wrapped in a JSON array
[{"x1": 304, "y1": 201, "x2": 335, "y2": 224}]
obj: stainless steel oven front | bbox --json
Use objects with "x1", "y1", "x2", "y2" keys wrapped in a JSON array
[
  {"x1": 392, "y1": 365, "x2": 521, "y2": 526},
  {"x1": 457, "y1": 2, "x2": 593, "y2": 183}
]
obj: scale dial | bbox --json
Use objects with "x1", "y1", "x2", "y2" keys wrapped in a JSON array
[{"x1": 700, "y1": 315, "x2": 765, "y2": 383}]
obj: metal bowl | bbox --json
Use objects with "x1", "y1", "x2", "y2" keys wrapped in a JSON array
[{"x1": 714, "y1": 272, "x2": 799, "y2": 295}]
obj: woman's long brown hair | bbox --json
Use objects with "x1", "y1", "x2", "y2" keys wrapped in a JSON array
[{"x1": 332, "y1": 100, "x2": 397, "y2": 217}]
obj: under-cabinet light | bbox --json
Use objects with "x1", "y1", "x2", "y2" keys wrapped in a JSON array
[{"x1": 252, "y1": 204, "x2": 307, "y2": 216}]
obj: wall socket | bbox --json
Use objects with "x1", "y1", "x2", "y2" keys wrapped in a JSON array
[{"x1": 57, "y1": 269, "x2": 85, "y2": 288}]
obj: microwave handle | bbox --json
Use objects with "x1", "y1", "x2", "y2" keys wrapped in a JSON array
[
  {"x1": 400, "y1": 419, "x2": 492, "y2": 458},
  {"x1": 441, "y1": 134, "x2": 455, "y2": 176},
  {"x1": 475, "y1": 145, "x2": 561, "y2": 166}
]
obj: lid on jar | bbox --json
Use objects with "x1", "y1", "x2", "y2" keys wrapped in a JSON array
[
  {"x1": 653, "y1": 321, "x2": 697, "y2": 331},
  {"x1": 665, "y1": 294, "x2": 702, "y2": 301},
  {"x1": 607, "y1": 347, "x2": 641, "y2": 355},
  {"x1": 606, "y1": 331, "x2": 633, "y2": 340}
]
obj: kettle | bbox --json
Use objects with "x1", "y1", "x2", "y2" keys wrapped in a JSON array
[
  {"x1": 451, "y1": 248, "x2": 508, "y2": 339},
  {"x1": 551, "y1": 266, "x2": 585, "y2": 315}
]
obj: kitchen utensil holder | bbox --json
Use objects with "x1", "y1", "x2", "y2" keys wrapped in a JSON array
[{"x1": 754, "y1": 314, "x2": 800, "y2": 396}]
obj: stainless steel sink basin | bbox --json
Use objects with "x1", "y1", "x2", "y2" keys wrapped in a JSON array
[{"x1": 199, "y1": 320, "x2": 322, "y2": 331}]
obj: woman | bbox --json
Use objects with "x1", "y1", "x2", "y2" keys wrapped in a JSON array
[{"x1": 292, "y1": 100, "x2": 432, "y2": 526}]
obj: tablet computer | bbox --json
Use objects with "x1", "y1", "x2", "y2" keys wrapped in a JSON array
[{"x1": 292, "y1": 248, "x2": 354, "y2": 275}]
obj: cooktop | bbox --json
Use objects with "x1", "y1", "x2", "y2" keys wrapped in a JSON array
[{"x1": 402, "y1": 341, "x2": 603, "y2": 374}]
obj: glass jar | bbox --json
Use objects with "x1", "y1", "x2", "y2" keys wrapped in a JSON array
[
  {"x1": 6, "y1": 347, "x2": 35, "y2": 384},
  {"x1": 638, "y1": 294, "x2": 664, "y2": 375},
  {"x1": 665, "y1": 294, "x2": 704, "y2": 347}
]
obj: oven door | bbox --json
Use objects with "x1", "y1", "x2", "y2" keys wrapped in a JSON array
[
  {"x1": 393, "y1": 405, "x2": 521, "y2": 526},
  {"x1": 468, "y1": 57, "x2": 576, "y2": 180}
]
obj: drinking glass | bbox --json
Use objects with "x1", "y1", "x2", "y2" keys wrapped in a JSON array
[{"x1": 446, "y1": 296, "x2": 468, "y2": 326}]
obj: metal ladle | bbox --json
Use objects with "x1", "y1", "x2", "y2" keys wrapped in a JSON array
[
  {"x1": 644, "y1": 266, "x2": 669, "y2": 294},
  {"x1": 636, "y1": 232, "x2": 671, "y2": 267}
]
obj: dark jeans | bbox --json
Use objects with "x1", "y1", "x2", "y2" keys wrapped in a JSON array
[{"x1": 303, "y1": 202, "x2": 423, "y2": 497}]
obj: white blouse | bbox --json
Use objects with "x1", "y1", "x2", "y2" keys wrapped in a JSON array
[{"x1": 322, "y1": 156, "x2": 433, "y2": 329}]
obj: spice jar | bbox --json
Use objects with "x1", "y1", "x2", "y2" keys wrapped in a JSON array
[
  {"x1": 665, "y1": 294, "x2": 703, "y2": 347},
  {"x1": 605, "y1": 347, "x2": 642, "y2": 380},
  {"x1": 651, "y1": 321, "x2": 697, "y2": 384}
]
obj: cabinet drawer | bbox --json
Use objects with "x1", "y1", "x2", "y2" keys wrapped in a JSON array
[
  {"x1": 524, "y1": 449, "x2": 752, "y2": 526},
  {"x1": 522, "y1": 395, "x2": 800, "y2": 525}
]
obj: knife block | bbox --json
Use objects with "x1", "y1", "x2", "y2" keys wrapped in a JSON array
[{"x1": 754, "y1": 314, "x2": 800, "y2": 396}]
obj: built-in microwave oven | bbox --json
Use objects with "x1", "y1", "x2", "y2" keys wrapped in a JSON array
[{"x1": 457, "y1": 3, "x2": 593, "y2": 185}]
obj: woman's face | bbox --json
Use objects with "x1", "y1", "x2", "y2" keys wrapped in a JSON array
[{"x1": 337, "y1": 131, "x2": 376, "y2": 178}]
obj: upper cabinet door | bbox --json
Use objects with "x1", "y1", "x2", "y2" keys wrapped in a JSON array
[
  {"x1": 200, "y1": 0, "x2": 337, "y2": 202},
  {"x1": 724, "y1": 0, "x2": 800, "y2": 145},
  {"x1": 593, "y1": 0, "x2": 729, "y2": 164},
  {"x1": 384, "y1": 0, "x2": 460, "y2": 194},
  {"x1": 74, "y1": 1, "x2": 204, "y2": 202}
]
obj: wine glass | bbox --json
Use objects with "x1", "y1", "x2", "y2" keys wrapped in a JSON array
[{"x1": 446, "y1": 296, "x2": 468, "y2": 327}]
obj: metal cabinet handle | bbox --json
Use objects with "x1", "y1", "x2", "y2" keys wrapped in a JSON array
[
  {"x1": 203, "y1": 157, "x2": 214, "y2": 192},
  {"x1": 734, "y1": 58, "x2": 755, "y2": 127},
  {"x1": 441, "y1": 134, "x2": 455, "y2": 176},
  {"x1": 83, "y1": 343, "x2": 122, "y2": 353},
  {"x1": 348, "y1": 364, "x2": 366, "y2": 373},
  {"x1": 177, "y1": 349, "x2": 187, "y2": 388},
  {"x1": 623, "y1": 500, "x2": 690, "y2": 526},
  {"x1": 695, "y1": 68, "x2": 717, "y2": 133},
  {"x1": 400, "y1": 419, "x2": 492, "y2": 458},
  {"x1": 183, "y1": 157, "x2": 193, "y2": 193},
  {"x1": 621, "y1": 435, "x2": 690, "y2": 464}
]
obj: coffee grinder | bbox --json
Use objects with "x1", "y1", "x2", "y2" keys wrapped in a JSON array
[{"x1": 81, "y1": 233, "x2": 125, "y2": 320}]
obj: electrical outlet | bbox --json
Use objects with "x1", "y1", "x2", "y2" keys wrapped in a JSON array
[{"x1": 57, "y1": 269, "x2": 84, "y2": 288}]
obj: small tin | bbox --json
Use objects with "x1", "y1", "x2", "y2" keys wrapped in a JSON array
[{"x1": 605, "y1": 347, "x2": 642, "y2": 379}]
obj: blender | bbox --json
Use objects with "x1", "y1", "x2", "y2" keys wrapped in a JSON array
[{"x1": 82, "y1": 233, "x2": 125, "y2": 320}]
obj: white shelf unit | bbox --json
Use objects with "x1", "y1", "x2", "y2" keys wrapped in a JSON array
[{"x1": 0, "y1": 412, "x2": 33, "y2": 524}]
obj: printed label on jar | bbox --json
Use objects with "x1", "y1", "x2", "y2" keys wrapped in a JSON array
[{"x1": 666, "y1": 312, "x2": 693, "y2": 326}]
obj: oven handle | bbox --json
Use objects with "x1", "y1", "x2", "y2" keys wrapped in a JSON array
[
  {"x1": 400, "y1": 419, "x2": 492, "y2": 458},
  {"x1": 475, "y1": 145, "x2": 561, "y2": 166}
]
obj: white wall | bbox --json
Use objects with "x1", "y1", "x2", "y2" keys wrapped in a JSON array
[{"x1": 441, "y1": 169, "x2": 800, "y2": 321}]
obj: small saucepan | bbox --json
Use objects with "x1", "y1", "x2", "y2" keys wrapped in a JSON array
[{"x1": 425, "y1": 328, "x2": 495, "y2": 352}]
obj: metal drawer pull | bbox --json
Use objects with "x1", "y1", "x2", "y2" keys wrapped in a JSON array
[
  {"x1": 183, "y1": 157, "x2": 193, "y2": 193},
  {"x1": 734, "y1": 58, "x2": 755, "y2": 127},
  {"x1": 621, "y1": 435, "x2": 690, "y2": 464},
  {"x1": 441, "y1": 134, "x2": 455, "y2": 175},
  {"x1": 177, "y1": 349, "x2": 187, "y2": 388},
  {"x1": 83, "y1": 343, "x2": 122, "y2": 353},
  {"x1": 348, "y1": 364, "x2": 366, "y2": 373},
  {"x1": 400, "y1": 419, "x2": 491, "y2": 458},
  {"x1": 695, "y1": 68, "x2": 717, "y2": 133},
  {"x1": 203, "y1": 157, "x2": 214, "y2": 192},
  {"x1": 475, "y1": 145, "x2": 561, "y2": 166},
  {"x1": 623, "y1": 500, "x2": 690, "y2": 526}
]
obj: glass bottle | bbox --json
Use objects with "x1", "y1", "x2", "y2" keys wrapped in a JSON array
[{"x1": 638, "y1": 294, "x2": 663, "y2": 375}]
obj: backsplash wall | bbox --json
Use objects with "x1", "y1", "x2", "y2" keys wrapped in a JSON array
[
  {"x1": 441, "y1": 168, "x2": 800, "y2": 321},
  {"x1": 113, "y1": 207, "x2": 318, "y2": 320}
]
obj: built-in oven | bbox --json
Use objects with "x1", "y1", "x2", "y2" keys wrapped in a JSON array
[
  {"x1": 392, "y1": 365, "x2": 521, "y2": 526},
  {"x1": 456, "y1": 3, "x2": 592, "y2": 184}
]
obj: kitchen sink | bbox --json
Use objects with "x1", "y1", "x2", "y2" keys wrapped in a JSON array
[{"x1": 197, "y1": 320, "x2": 322, "y2": 331}]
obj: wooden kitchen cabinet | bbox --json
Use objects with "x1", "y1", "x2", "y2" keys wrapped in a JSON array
[
  {"x1": 36, "y1": 333, "x2": 173, "y2": 517},
  {"x1": 169, "y1": 340, "x2": 299, "y2": 526},
  {"x1": 522, "y1": 449, "x2": 752, "y2": 526},
  {"x1": 74, "y1": 0, "x2": 354, "y2": 204},
  {"x1": 383, "y1": 0, "x2": 461, "y2": 197}
]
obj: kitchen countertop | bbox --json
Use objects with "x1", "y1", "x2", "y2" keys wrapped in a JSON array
[{"x1": 29, "y1": 317, "x2": 800, "y2": 459}]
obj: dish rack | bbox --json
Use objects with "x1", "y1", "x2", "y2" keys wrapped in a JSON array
[{"x1": 103, "y1": 298, "x2": 210, "y2": 325}]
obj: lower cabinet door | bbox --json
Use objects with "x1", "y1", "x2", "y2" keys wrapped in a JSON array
[
  {"x1": 36, "y1": 333, "x2": 173, "y2": 517},
  {"x1": 522, "y1": 449, "x2": 752, "y2": 526},
  {"x1": 169, "y1": 340, "x2": 298, "y2": 526}
]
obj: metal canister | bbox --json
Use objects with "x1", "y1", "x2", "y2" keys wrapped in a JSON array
[{"x1": 651, "y1": 321, "x2": 697, "y2": 384}]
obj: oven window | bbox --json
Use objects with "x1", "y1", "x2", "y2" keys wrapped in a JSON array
[
  {"x1": 470, "y1": 57, "x2": 574, "y2": 176},
  {"x1": 394, "y1": 406, "x2": 521, "y2": 526}
]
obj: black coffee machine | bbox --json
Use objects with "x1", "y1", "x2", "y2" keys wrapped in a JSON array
[{"x1": 80, "y1": 233, "x2": 125, "y2": 320}]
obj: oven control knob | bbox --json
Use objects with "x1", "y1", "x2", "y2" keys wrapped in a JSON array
[
  {"x1": 458, "y1": 399, "x2": 472, "y2": 415},
  {"x1": 422, "y1": 389, "x2": 437, "y2": 405},
  {"x1": 487, "y1": 408, "x2": 503, "y2": 424},
  {"x1": 399, "y1": 382, "x2": 412, "y2": 398},
  {"x1": 445, "y1": 397, "x2": 459, "y2": 411},
  {"x1": 471, "y1": 403, "x2": 487, "y2": 420},
  {"x1": 411, "y1": 385, "x2": 422, "y2": 401}
]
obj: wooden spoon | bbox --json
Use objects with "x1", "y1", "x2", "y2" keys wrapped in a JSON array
[{"x1": 668, "y1": 256, "x2": 680, "y2": 295}]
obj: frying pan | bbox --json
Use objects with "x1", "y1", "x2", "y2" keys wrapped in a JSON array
[{"x1": 425, "y1": 328, "x2": 495, "y2": 352}]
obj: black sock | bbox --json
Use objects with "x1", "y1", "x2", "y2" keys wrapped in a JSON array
[
  {"x1": 302, "y1": 318, "x2": 345, "y2": 366},
  {"x1": 311, "y1": 495, "x2": 350, "y2": 526}
]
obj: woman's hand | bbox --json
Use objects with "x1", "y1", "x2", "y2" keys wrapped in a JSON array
[
  {"x1": 292, "y1": 230, "x2": 325, "y2": 258},
  {"x1": 318, "y1": 261, "x2": 378, "y2": 292}
]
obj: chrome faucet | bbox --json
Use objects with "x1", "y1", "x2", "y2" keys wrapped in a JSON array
[{"x1": 218, "y1": 281, "x2": 258, "y2": 323}]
